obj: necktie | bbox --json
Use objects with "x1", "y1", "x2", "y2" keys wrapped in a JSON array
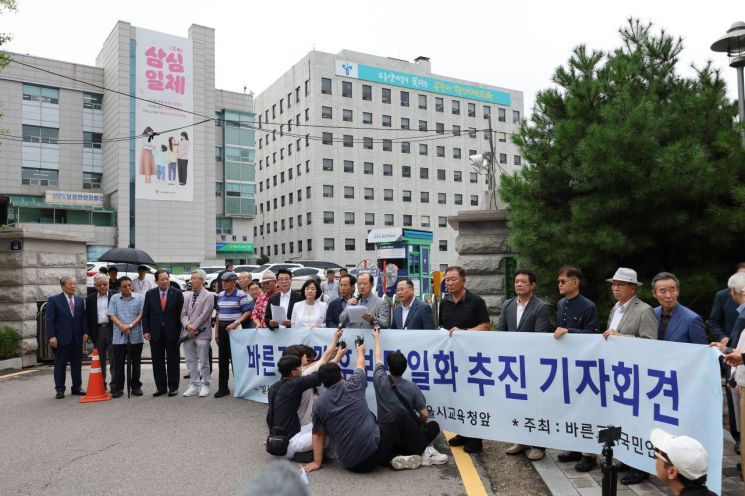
[
  {"x1": 160, "y1": 292, "x2": 166, "y2": 311},
  {"x1": 191, "y1": 291, "x2": 199, "y2": 310},
  {"x1": 68, "y1": 296, "x2": 75, "y2": 316}
]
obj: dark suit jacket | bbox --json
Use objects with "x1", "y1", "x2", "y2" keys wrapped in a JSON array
[
  {"x1": 709, "y1": 287, "x2": 741, "y2": 342},
  {"x1": 142, "y1": 287, "x2": 184, "y2": 342},
  {"x1": 392, "y1": 298, "x2": 436, "y2": 330},
  {"x1": 655, "y1": 303, "x2": 707, "y2": 344},
  {"x1": 85, "y1": 290, "x2": 116, "y2": 342},
  {"x1": 325, "y1": 297, "x2": 348, "y2": 328},
  {"x1": 496, "y1": 296, "x2": 550, "y2": 332},
  {"x1": 46, "y1": 292, "x2": 88, "y2": 346},
  {"x1": 265, "y1": 291, "x2": 303, "y2": 327}
]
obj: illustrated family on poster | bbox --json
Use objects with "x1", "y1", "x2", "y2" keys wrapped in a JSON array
[{"x1": 139, "y1": 128, "x2": 190, "y2": 186}]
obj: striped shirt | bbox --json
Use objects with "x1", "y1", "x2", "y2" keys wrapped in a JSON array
[
  {"x1": 107, "y1": 292, "x2": 145, "y2": 345},
  {"x1": 216, "y1": 288, "x2": 251, "y2": 322}
]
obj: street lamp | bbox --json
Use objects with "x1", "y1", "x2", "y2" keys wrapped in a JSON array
[{"x1": 711, "y1": 21, "x2": 745, "y2": 146}]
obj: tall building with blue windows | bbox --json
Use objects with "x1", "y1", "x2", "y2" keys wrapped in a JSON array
[{"x1": 0, "y1": 22, "x2": 256, "y2": 270}]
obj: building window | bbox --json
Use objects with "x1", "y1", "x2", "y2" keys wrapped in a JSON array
[
  {"x1": 453, "y1": 147, "x2": 462, "y2": 159},
  {"x1": 435, "y1": 122, "x2": 444, "y2": 135},
  {"x1": 419, "y1": 144, "x2": 428, "y2": 156},
  {"x1": 453, "y1": 125, "x2": 461, "y2": 136},
  {"x1": 344, "y1": 135, "x2": 354, "y2": 147},
  {"x1": 382, "y1": 115, "x2": 391, "y2": 127},
  {"x1": 454, "y1": 171, "x2": 462, "y2": 182},
  {"x1": 402, "y1": 165, "x2": 411, "y2": 178},
  {"x1": 382, "y1": 139, "x2": 392, "y2": 151},
  {"x1": 455, "y1": 194, "x2": 463, "y2": 205},
  {"x1": 364, "y1": 187, "x2": 374, "y2": 200},
  {"x1": 297, "y1": 214, "x2": 302, "y2": 226},
  {"x1": 513, "y1": 110, "x2": 521, "y2": 123},
  {"x1": 322, "y1": 106, "x2": 332, "y2": 119},
  {"x1": 344, "y1": 186, "x2": 354, "y2": 199},
  {"x1": 83, "y1": 172, "x2": 102, "y2": 189},
  {"x1": 438, "y1": 193, "x2": 446, "y2": 204},
  {"x1": 363, "y1": 112, "x2": 372, "y2": 125},
  {"x1": 321, "y1": 78, "x2": 332, "y2": 94},
  {"x1": 382, "y1": 88, "x2": 391, "y2": 104},
  {"x1": 498, "y1": 132, "x2": 507, "y2": 143},
  {"x1": 215, "y1": 181, "x2": 224, "y2": 197},
  {"x1": 418, "y1": 120, "x2": 427, "y2": 132},
  {"x1": 439, "y1": 240, "x2": 448, "y2": 251},
  {"x1": 83, "y1": 92, "x2": 102, "y2": 109},
  {"x1": 403, "y1": 214, "x2": 412, "y2": 226},
  {"x1": 342, "y1": 81, "x2": 352, "y2": 97},
  {"x1": 421, "y1": 215, "x2": 430, "y2": 227},
  {"x1": 384, "y1": 189, "x2": 393, "y2": 201},
  {"x1": 400, "y1": 91, "x2": 409, "y2": 107},
  {"x1": 344, "y1": 160, "x2": 354, "y2": 173},
  {"x1": 468, "y1": 103, "x2": 476, "y2": 117},
  {"x1": 363, "y1": 162, "x2": 373, "y2": 175},
  {"x1": 435, "y1": 97, "x2": 444, "y2": 112},
  {"x1": 345, "y1": 238, "x2": 356, "y2": 251},
  {"x1": 362, "y1": 84, "x2": 372, "y2": 101},
  {"x1": 323, "y1": 158, "x2": 333, "y2": 171},
  {"x1": 498, "y1": 108, "x2": 506, "y2": 122},
  {"x1": 363, "y1": 137, "x2": 373, "y2": 149},
  {"x1": 452, "y1": 100, "x2": 460, "y2": 115},
  {"x1": 23, "y1": 84, "x2": 59, "y2": 104},
  {"x1": 383, "y1": 164, "x2": 393, "y2": 176},
  {"x1": 437, "y1": 169, "x2": 446, "y2": 180},
  {"x1": 438, "y1": 216, "x2": 447, "y2": 227},
  {"x1": 418, "y1": 94, "x2": 427, "y2": 110},
  {"x1": 365, "y1": 213, "x2": 375, "y2": 225},
  {"x1": 419, "y1": 167, "x2": 429, "y2": 179},
  {"x1": 324, "y1": 238, "x2": 335, "y2": 251},
  {"x1": 22, "y1": 125, "x2": 59, "y2": 144},
  {"x1": 323, "y1": 185, "x2": 333, "y2": 197},
  {"x1": 436, "y1": 146, "x2": 445, "y2": 157},
  {"x1": 344, "y1": 212, "x2": 355, "y2": 225},
  {"x1": 21, "y1": 168, "x2": 58, "y2": 186},
  {"x1": 322, "y1": 132, "x2": 333, "y2": 145},
  {"x1": 402, "y1": 190, "x2": 412, "y2": 202},
  {"x1": 342, "y1": 108, "x2": 353, "y2": 122},
  {"x1": 83, "y1": 131, "x2": 103, "y2": 149},
  {"x1": 468, "y1": 127, "x2": 477, "y2": 138},
  {"x1": 483, "y1": 105, "x2": 491, "y2": 119},
  {"x1": 499, "y1": 153, "x2": 507, "y2": 164},
  {"x1": 307, "y1": 238, "x2": 313, "y2": 251},
  {"x1": 420, "y1": 191, "x2": 430, "y2": 203},
  {"x1": 401, "y1": 142, "x2": 410, "y2": 153},
  {"x1": 307, "y1": 212, "x2": 312, "y2": 225},
  {"x1": 470, "y1": 172, "x2": 478, "y2": 183},
  {"x1": 384, "y1": 214, "x2": 394, "y2": 226},
  {"x1": 216, "y1": 217, "x2": 233, "y2": 235},
  {"x1": 401, "y1": 117, "x2": 410, "y2": 130},
  {"x1": 471, "y1": 195, "x2": 479, "y2": 206},
  {"x1": 514, "y1": 155, "x2": 522, "y2": 166},
  {"x1": 305, "y1": 79, "x2": 310, "y2": 96}
]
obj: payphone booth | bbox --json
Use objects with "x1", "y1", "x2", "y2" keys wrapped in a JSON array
[{"x1": 367, "y1": 228, "x2": 433, "y2": 298}]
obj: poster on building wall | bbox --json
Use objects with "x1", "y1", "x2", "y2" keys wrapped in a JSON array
[{"x1": 134, "y1": 28, "x2": 193, "y2": 202}]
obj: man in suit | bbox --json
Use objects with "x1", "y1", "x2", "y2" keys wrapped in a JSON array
[
  {"x1": 85, "y1": 273, "x2": 116, "y2": 390},
  {"x1": 326, "y1": 274, "x2": 356, "y2": 328},
  {"x1": 392, "y1": 278, "x2": 435, "y2": 330},
  {"x1": 651, "y1": 272, "x2": 707, "y2": 344},
  {"x1": 498, "y1": 269, "x2": 551, "y2": 461},
  {"x1": 339, "y1": 272, "x2": 390, "y2": 329},
  {"x1": 46, "y1": 275, "x2": 88, "y2": 399},
  {"x1": 602, "y1": 267, "x2": 657, "y2": 485},
  {"x1": 142, "y1": 270, "x2": 184, "y2": 397},
  {"x1": 266, "y1": 269, "x2": 303, "y2": 329},
  {"x1": 180, "y1": 269, "x2": 215, "y2": 397}
]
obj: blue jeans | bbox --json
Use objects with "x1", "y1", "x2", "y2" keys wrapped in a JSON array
[{"x1": 168, "y1": 162, "x2": 177, "y2": 181}]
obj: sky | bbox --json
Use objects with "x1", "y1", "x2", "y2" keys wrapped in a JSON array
[{"x1": 2, "y1": 0, "x2": 743, "y2": 115}]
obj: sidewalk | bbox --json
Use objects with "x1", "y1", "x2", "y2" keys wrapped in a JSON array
[{"x1": 532, "y1": 434, "x2": 742, "y2": 496}]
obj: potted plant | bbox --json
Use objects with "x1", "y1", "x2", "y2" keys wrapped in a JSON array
[{"x1": 0, "y1": 327, "x2": 22, "y2": 370}]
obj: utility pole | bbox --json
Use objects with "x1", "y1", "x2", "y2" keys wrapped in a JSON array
[{"x1": 485, "y1": 116, "x2": 498, "y2": 209}]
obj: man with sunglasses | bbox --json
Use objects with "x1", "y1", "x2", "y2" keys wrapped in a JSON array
[{"x1": 650, "y1": 428, "x2": 715, "y2": 495}]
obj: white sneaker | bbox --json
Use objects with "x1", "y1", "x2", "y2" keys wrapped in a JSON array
[
  {"x1": 391, "y1": 454, "x2": 422, "y2": 470},
  {"x1": 199, "y1": 385, "x2": 210, "y2": 397},
  {"x1": 421, "y1": 446, "x2": 448, "y2": 466},
  {"x1": 182, "y1": 385, "x2": 199, "y2": 397}
]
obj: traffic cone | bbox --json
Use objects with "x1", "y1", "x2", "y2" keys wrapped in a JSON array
[{"x1": 80, "y1": 348, "x2": 111, "y2": 403}]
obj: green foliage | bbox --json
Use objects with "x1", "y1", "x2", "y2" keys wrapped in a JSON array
[
  {"x1": 499, "y1": 19, "x2": 745, "y2": 318},
  {"x1": 257, "y1": 253, "x2": 270, "y2": 265},
  {"x1": 0, "y1": 0, "x2": 16, "y2": 70},
  {"x1": 0, "y1": 327, "x2": 21, "y2": 360}
]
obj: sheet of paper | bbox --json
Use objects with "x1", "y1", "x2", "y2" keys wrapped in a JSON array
[
  {"x1": 345, "y1": 305, "x2": 368, "y2": 324},
  {"x1": 270, "y1": 305, "x2": 287, "y2": 327}
]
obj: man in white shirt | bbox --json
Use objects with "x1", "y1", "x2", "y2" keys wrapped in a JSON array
[
  {"x1": 321, "y1": 269, "x2": 340, "y2": 301},
  {"x1": 132, "y1": 265, "x2": 154, "y2": 295},
  {"x1": 602, "y1": 267, "x2": 657, "y2": 340},
  {"x1": 266, "y1": 269, "x2": 303, "y2": 329},
  {"x1": 85, "y1": 274, "x2": 116, "y2": 389}
]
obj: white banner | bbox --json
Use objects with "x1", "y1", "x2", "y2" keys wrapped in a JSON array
[
  {"x1": 134, "y1": 28, "x2": 193, "y2": 202},
  {"x1": 229, "y1": 328, "x2": 723, "y2": 493}
]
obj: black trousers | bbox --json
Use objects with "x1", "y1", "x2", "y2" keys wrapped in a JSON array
[
  {"x1": 177, "y1": 159, "x2": 188, "y2": 185},
  {"x1": 52, "y1": 341, "x2": 83, "y2": 392},
  {"x1": 217, "y1": 323, "x2": 234, "y2": 391},
  {"x1": 150, "y1": 337, "x2": 181, "y2": 393},
  {"x1": 94, "y1": 324, "x2": 113, "y2": 385},
  {"x1": 111, "y1": 343, "x2": 143, "y2": 392}
]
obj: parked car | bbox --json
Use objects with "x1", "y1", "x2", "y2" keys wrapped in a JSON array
[
  {"x1": 285, "y1": 260, "x2": 341, "y2": 270},
  {"x1": 234, "y1": 265, "x2": 259, "y2": 275},
  {"x1": 250, "y1": 263, "x2": 303, "y2": 282},
  {"x1": 86, "y1": 262, "x2": 186, "y2": 291},
  {"x1": 289, "y1": 267, "x2": 341, "y2": 291}
]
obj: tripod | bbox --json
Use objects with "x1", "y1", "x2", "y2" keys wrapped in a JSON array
[{"x1": 600, "y1": 439, "x2": 618, "y2": 496}]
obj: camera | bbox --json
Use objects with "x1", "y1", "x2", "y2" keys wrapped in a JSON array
[
  {"x1": 354, "y1": 335, "x2": 365, "y2": 347},
  {"x1": 598, "y1": 425, "x2": 622, "y2": 444},
  {"x1": 337, "y1": 339, "x2": 347, "y2": 350}
]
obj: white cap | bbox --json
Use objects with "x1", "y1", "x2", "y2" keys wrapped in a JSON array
[
  {"x1": 650, "y1": 428, "x2": 709, "y2": 480},
  {"x1": 606, "y1": 267, "x2": 643, "y2": 286}
]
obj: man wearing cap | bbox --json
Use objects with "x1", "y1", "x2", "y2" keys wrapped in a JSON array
[
  {"x1": 252, "y1": 271, "x2": 277, "y2": 328},
  {"x1": 215, "y1": 260, "x2": 235, "y2": 295},
  {"x1": 213, "y1": 271, "x2": 251, "y2": 398},
  {"x1": 650, "y1": 428, "x2": 715, "y2": 495},
  {"x1": 602, "y1": 267, "x2": 657, "y2": 484},
  {"x1": 651, "y1": 272, "x2": 707, "y2": 344},
  {"x1": 133, "y1": 265, "x2": 154, "y2": 295}
]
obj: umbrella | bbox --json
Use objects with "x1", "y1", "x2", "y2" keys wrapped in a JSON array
[{"x1": 98, "y1": 248, "x2": 155, "y2": 265}]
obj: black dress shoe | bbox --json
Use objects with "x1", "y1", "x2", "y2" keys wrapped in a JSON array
[
  {"x1": 55, "y1": 391, "x2": 64, "y2": 399},
  {"x1": 557, "y1": 451, "x2": 582, "y2": 462},
  {"x1": 448, "y1": 434, "x2": 468, "y2": 446},
  {"x1": 168, "y1": 391, "x2": 178, "y2": 397},
  {"x1": 183, "y1": 373, "x2": 190, "y2": 379},
  {"x1": 71, "y1": 388, "x2": 86, "y2": 396},
  {"x1": 614, "y1": 461, "x2": 630, "y2": 472},
  {"x1": 153, "y1": 390, "x2": 167, "y2": 397},
  {"x1": 112, "y1": 390, "x2": 123, "y2": 398},
  {"x1": 213, "y1": 389, "x2": 230, "y2": 398},
  {"x1": 575, "y1": 456, "x2": 597, "y2": 472},
  {"x1": 621, "y1": 468, "x2": 649, "y2": 485},
  {"x1": 131, "y1": 388, "x2": 143, "y2": 396},
  {"x1": 463, "y1": 439, "x2": 483, "y2": 453},
  {"x1": 736, "y1": 443, "x2": 741, "y2": 455}
]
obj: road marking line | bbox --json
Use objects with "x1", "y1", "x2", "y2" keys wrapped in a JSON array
[
  {"x1": 443, "y1": 431, "x2": 489, "y2": 496},
  {"x1": 0, "y1": 369, "x2": 39, "y2": 380}
]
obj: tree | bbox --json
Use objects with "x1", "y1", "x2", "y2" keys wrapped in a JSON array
[{"x1": 499, "y1": 19, "x2": 745, "y2": 318}]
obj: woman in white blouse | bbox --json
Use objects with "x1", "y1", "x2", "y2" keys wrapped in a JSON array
[{"x1": 291, "y1": 279, "x2": 328, "y2": 328}]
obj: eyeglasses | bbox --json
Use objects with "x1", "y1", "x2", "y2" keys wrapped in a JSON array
[{"x1": 557, "y1": 279, "x2": 577, "y2": 285}]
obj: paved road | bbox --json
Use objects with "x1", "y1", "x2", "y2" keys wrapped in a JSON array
[{"x1": 0, "y1": 365, "x2": 472, "y2": 496}]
